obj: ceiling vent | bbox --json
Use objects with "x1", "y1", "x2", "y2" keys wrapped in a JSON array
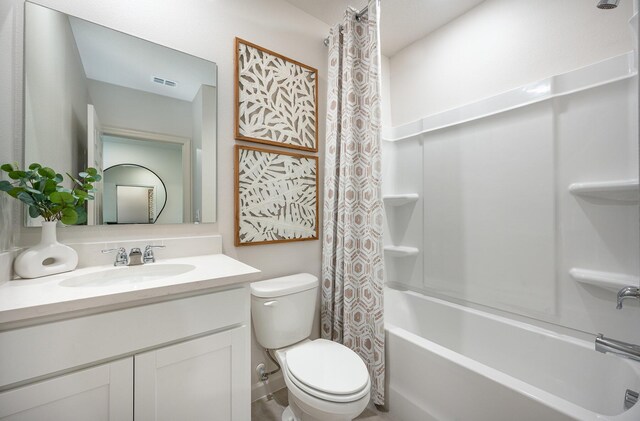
[{"x1": 152, "y1": 76, "x2": 177, "y2": 87}]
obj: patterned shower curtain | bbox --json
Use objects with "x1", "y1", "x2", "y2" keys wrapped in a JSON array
[{"x1": 321, "y1": 0, "x2": 385, "y2": 406}]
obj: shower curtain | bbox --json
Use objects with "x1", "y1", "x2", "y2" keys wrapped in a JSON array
[{"x1": 321, "y1": 0, "x2": 385, "y2": 405}]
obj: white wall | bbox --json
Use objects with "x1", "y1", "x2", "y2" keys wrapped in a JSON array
[
  {"x1": 383, "y1": 0, "x2": 639, "y2": 343},
  {"x1": 389, "y1": 0, "x2": 635, "y2": 126},
  {"x1": 24, "y1": 2, "x2": 90, "y2": 179},
  {"x1": 0, "y1": 0, "x2": 329, "y2": 399},
  {"x1": 88, "y1": 79, "x2": 193, "y2": 139}
]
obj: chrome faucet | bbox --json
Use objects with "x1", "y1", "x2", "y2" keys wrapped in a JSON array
[
  {"x1": 143, "y1": 245, "x2": 165, "y2": 263},
  {"x1": 101, "y1": 247, "x2": 129, "y2": 266},
  {"x1": 595, "y1": 334, "x2": 640, "y2": 362},
  {"x1": 128, "y1": 248, "x2": 144, "y2": 266},
  {"x1": 617, "y1": 286, "x2": 640, "y2": 309}
]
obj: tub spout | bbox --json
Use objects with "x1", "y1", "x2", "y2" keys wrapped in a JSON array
[
  {"x1": 617, "y1": 286, "x2": 640, "y2": 309},
  {"x1": 595, "y1": 334, "x2": 640, "y2": 362}
]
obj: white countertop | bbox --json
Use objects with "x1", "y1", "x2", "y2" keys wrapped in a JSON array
[{"x1": 0, "y1": 254, "x2": 261, "y2": 327}]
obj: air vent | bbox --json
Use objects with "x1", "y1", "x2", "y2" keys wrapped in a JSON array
[{"x1": 151, "y1": 76, "x2": 178, "y2": 87}]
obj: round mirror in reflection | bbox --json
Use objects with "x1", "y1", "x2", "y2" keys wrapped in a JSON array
[{"x1": 103, "y1": 164, "x2": 167, "y2": 224}]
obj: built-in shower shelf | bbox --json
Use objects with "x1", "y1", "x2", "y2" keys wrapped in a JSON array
[
  {"x1": 384, "y1": 246, "x2": 419, "y2": 257},
  {"x1": 569, "y1": 268, "x2": 638, "y2": 291},
  {"x1": 568, "y1": 180, "x2": 639, "y2": 202},
  {"x1": 383, "y1": 194, "x2": 419, "y2": 206}
]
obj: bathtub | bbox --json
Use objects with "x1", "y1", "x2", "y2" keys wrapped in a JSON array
[{"x1": 384, "y1": 287, "x2": 640, "y2": 421}]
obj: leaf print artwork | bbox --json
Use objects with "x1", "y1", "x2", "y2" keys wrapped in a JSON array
[
  {"x1": 235, "y1": 145, "x2": 318, "y2": 245},
  {"x1": 235, "y1": 38, "x2": 318, "y2": 152}
]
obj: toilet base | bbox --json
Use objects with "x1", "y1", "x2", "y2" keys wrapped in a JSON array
[
  {"x1": 282, "y1": 406, "x2": 296, "y2": 421},
  {"x1": 286, "y1": 390, "x2": 359, "y2": 421}
]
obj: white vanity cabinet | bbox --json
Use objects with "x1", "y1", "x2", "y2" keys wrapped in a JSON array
[
  {"x1": 0, "y1": 286, "x2": 251, "y2": 421},
  {"x1": 135, "y1": 327, "x2": 248, "y2": 421},
  {"x1": 0, "y1": 358, "x2": 133, "y2": 421}
]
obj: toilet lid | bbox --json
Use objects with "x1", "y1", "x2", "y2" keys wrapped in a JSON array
[{"x1": 285, "y1": 339, "x2": 370, "y2": 396}]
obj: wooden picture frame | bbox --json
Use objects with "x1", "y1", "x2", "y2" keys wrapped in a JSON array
[
  {"x1": 234, "y1": 38, "x2": 318, "y2": 152},
  {"x1": 235, "y1": 145, "x2": 319, "y2": 246}
]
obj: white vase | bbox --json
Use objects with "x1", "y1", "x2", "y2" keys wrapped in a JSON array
[{"x1": 14, "y1": 221, "x2": 78, "y2": 279}]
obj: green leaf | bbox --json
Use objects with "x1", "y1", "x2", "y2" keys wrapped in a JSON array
[
  {"x1": 28, "y1": 163, "x2": 41, "y2": 171},
  {"x1": 8, "y1": 171, "x2": 27, "y2": 180},
  {"x1": 86, "y1": 167, "x2": 98, "y2": 176},
  {"x1": 92, "y1": 174, "x2": 102, "y2": 182},
  {"x1": 75, "y1": 206, "x2": 87, "y2": 225},
  {"x1": 74, "y1": 189, "x2": 88, "y2": 198},
  {"x1": 24, "y1": 187, "x2": 41, "y2": 195},
  {"x1": 78, "y1": 172, "x2": 89, "y2": 179},
  {"x1": 7, "y1": 187, "x2": 23, "y2": 198},
  {"x1": 28, "y1": 206, "x2": 40, "y2": 218},
  {"x1": 0, "y1": 180, "x2": 12, "y2": 192},
  {"x1": 50, "y1": 191, "x2": 74, "y2": 204},
  {"x1": 50, "y1": 191, "x2": 62, "y2": 204},
  {"x1": 0, "y1": 163, "x2": 14, "y2": 172},
  {"x1": 17, "y1": 192, "x2": 34, "y2": 205},
  {"x1": 44, "y1": 179, "x2": 57, "y2": 194},
  {"x1": 83, "y1": 183, "x2": 94, "y2": 191},
  {"x1": 84, "y1": 176, "x2": 95, "y2": 183},
  {"x1": 38, "y1": 167, "x2": 56, "y2": 179},
  {"x1": 60, "y1": 208, "x2": 78, "y2": 225}
]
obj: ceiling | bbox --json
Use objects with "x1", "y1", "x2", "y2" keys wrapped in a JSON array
[
  {"x1": 283, "y1": 0, "x2": 486, "y2": 57},
  {"x1": 69, "y1": 16, "x2": 216, "y2": 102}
]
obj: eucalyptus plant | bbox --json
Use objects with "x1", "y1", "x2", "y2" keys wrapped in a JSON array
[{"x1": 0, "y1": 162, "x2": 101, "y2": 225}]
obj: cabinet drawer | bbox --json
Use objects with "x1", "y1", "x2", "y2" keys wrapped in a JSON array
[{"x1": 0, "y1": 287, "x2": 248, "y2": 388}]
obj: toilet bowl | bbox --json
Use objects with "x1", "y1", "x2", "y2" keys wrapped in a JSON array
[{"x1": 251, "y1": 274, "x2": 371, "y2": 421}]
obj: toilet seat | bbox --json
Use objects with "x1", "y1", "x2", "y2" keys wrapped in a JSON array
[{"x1": 284, "y1": 339, "x2": 370, "y2": 403}]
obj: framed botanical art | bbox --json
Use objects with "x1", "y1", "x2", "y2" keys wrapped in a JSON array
[
  {"x1": 235, "y1": 145, "x2": 318, "y2": 246},
  {"x1": 235, "y1": 38, "x2": 318, "y2": 152}
]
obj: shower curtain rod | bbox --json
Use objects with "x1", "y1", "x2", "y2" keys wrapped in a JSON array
[{"x1": 323, "y1": 4, "x2": 370, "y2": 47}]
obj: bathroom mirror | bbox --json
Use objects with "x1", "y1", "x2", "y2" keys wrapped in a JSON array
[{"x1": 23, "y1": 2, "x2": 217, "y2": 226}]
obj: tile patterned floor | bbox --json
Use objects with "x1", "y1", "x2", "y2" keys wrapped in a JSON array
[{"x1": 251, "y1": 388, "x2": 395, "y2": 421}]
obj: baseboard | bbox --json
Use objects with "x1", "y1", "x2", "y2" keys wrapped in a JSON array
[{"x1": 251, "y1": 372, "x2": 286, "y2": 402}]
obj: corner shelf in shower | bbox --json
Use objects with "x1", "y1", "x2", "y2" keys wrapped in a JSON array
[
  {"x1": 569, "y1": 268, "x2": 638, "y2": 291},
  {"x1": 568, "y1": 179, "x2": 639, "y2": 203},
  {"x1": 383, "y1": 193, "x2": 419, "y2": 206},
  {"x1": 384, "y1": 246, "x2": 419, "y2": 257}
]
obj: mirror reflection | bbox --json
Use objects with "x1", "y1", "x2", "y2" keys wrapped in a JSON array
[
  {"x1": 24, "y1": 2, "x2": 217, "y2": 226},
  {"x1": 103, "y1": 164, "x2": 168, "y2": 225}
]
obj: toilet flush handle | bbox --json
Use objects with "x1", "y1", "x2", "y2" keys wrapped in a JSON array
[{"x1": 263, "y1": 300, "x2": 278, "y2": 307}]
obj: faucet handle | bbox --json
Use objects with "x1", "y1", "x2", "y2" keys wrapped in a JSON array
[
  {"x1": 101, "y1": 247, "x2": 128, "y2": 266},
  {"x1": 143, "y1": 245, "x2": 165, "y2": 263},
  {"x1": 617, "y1": 286, "x2": 640, "y2": 309}
]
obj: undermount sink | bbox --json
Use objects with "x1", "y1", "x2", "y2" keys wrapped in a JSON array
[{"x1": 59, "y1": 264, "x2": 196, "y2": 288}]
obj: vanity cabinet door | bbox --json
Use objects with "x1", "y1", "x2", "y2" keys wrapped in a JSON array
[
  {"x1": 0, "y1": 357, "x2": 133, "y2": 421},
  {"x1": 134, "y1": 326, "x2": 250, "y2": 421}
]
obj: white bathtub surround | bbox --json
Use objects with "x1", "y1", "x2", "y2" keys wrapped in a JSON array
[
  {"x1": 385, "y1": 287, "x2": 640, "y2": 420},
  {"x1": 382, "y1": 52, "x2": 640, "y2": 343},
  {"x1": 321, "y1": 0, "x2": 386, "y2": 406},
  {"x1": 13, "y1": 221, "x2": 78, "y2": 279}
]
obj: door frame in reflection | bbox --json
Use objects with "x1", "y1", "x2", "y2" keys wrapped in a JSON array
[{"x1": 103, "y1": 127, "x2": 192, "y2": 222}]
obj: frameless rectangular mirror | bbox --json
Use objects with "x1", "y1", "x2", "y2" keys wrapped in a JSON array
[{"x1": 23, "y1": 2, "x2": 217, "y2": 225}]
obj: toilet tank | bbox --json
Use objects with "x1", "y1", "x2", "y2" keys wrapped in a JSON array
[{"x1": 251, "y1": 273, "x2": 318, "y2": 350}]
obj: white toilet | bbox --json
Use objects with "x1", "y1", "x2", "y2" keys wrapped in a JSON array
[{"x1": 251, "y1": 273, "x2": 371, "y2": 421}]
